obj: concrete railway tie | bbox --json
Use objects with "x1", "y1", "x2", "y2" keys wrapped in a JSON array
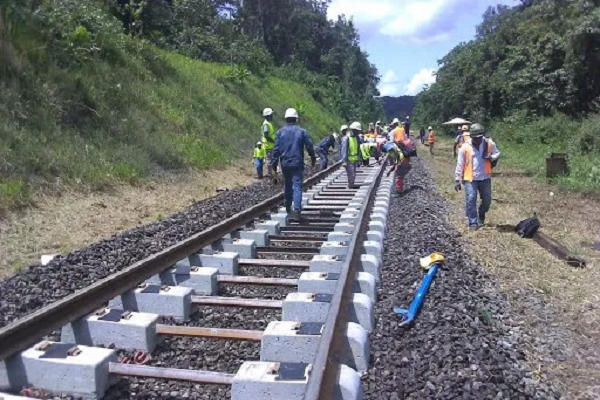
[{"x1": 0, "y1": 160, "x2": 393, "y2": 400}]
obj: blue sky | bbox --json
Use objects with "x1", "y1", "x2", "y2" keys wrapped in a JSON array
[{"x1": 327, "y1": 0, "x2": 518, "y2": 97}]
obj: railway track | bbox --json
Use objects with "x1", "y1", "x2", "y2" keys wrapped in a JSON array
[{"x1": 0, "y1": 160, "x2": 393, "y2": 400}]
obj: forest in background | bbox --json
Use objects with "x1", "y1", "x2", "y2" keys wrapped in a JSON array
[
  {"x1": 413, "y1": 0, "x2": 600, "y2": 192},
  {"x1": 0, "y1": 0, "x2": 384, "y2": 211}
]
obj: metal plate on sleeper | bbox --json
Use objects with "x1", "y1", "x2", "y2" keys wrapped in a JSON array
[
  {"x1": 39, "y1": 343, "x2": 75, "y2": 359},
  {"x1": 140, "y1": 285, "x2": 161, "y2": 294},
  {"x1": 313, "y1": 293, "x2": 333, "y2": 303},
  {"x1": 298, "y1": 322, "x2": 324, "y2": 336},
  {"x1": 99, "y1": 309, "x2": 125, "y2": 322},
  {"x1": 275, "y1": 362, "x2": 309, "y2": 381}
]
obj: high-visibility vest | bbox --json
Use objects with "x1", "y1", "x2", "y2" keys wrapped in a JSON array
[
  {"x1": 461, "y1": 139, "x2": 495, "y2": 182},
  {"x1": 348, "y1": 136, "x2": 359, "y2": 163},
  {"x1": 360, "y1": 143, "x2": 372, "y2": 160},
  {"x1": 457, "y1": 133, "x2": 469, "y2": 149},
  {"x1": 254, "y1": 147, "x2": 266, "y2": 159},
  {"x1": 393, "y1": 127, "x2": 405, "y2": 144},
  {"x1": 428, "y1": 131, "x2": 435, "y2": 144},
  {"x1": 262, "y1": 121, "x2": 275, "y2": 150}
]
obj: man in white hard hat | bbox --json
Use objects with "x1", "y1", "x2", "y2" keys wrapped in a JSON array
[
  {"x1": 338, "y1": 124, "x2": 349, "y2": 159},
  {"x1": 270, "y1": 108, "x2": 316, "y2": 221},
  {"x1": 261, "y1": 108, "x2": 276, "y2": 178},
  {"x1": 341, "y1": 122, "x2": 363, "y2": 188}
]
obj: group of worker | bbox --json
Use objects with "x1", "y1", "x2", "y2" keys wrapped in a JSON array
[{"x1": 252, "y1": 107, "x2": 500, "y2": 230}]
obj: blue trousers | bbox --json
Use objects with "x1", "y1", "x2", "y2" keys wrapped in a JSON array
[
  {"x1": 464, "y1": 179, "x2": 492, "y2": 226},
  {"x1": 317, "y1": 148, "x2": 328, "y2": 171},
  {"x1": 282, "y1": 167, "x2": 304, "y2": 212},
  {"x1": 254, "y1": 158, "x2": 264, "y2": 178}
]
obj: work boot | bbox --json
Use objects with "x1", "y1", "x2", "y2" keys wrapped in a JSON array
[
  {"x1": 285, "y1": 205, "x2": 292, "y2": 214},
  {"x1": 469, "y1": 225, "x2": 479, "y2": 232},
  {"x1": 292, "y1": 210, "x2": 302, "y2": 222},
  {"x1": 478, "y1": 214, "x2": 486, "y2": 226}
]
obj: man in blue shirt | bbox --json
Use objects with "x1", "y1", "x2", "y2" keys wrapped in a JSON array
[
  {"x1": 271, "y1": 108, "x2": 316, "y2": 220},
  {"x1": 316, "y1": 132, "x2": 337, "y2": 171}
]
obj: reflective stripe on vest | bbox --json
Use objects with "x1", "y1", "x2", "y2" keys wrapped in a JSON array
[
  {"x1": 262, "y1": 121, "x2": 275, "y2": 149},
  {"x1": 348, "y1": 137, "x2": 359, "y2": 163},
  {"x1": 462, "y1": 140, "x2": 493, "y2": 182}
]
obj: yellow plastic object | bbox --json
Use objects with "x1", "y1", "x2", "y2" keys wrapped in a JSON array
[{"x1": 419, "y1": 252, "x2": 445, "y2": 270}]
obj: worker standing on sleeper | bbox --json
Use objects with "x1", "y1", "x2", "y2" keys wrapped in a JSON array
[
  {"x1": 341, "y1": 122, "x2": 363, "y2": 188},
  {"x1": 270, "y1": 108, "x2": 316, "y2": 221},
  {"x1": 455, "y1": 123, "x2": 501, "y2": 230},
  {"x1": 253, "y1": 141, "x2": 266, "y2": 179},
  {"x1": 261, "y1": 107, "x2": 276, "y2": 178}
]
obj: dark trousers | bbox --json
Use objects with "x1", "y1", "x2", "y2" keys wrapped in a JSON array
[
  {"x1": 317, "y1": 148, "x2": 328, "y2": 171},
  {"x1": 282, "y1": 167, "x2": 304, "y2": 212}
]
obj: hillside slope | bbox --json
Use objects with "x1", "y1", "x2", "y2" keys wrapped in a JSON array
[{"x1": 0, "y1": 11, "x2": 340, "y2": 212}]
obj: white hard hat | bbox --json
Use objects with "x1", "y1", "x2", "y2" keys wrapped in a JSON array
[
  {"x1": 392, "y1": 118, "x2": 400, "y2": 124},
  {"x1": 263, "y1": 108, "x2": 273, "y2": 117},
  {"x1": 376, "y1": 120, "x2": 381, "y2": 125},
  {"x1": 333, "y1": 133, "x2": 339, "y2": 139},
  {"x1": 340, "y1": 124, "x2": 349, "y2": 132},
  {"x1": 256, "y1": 141, "x2": 262, "y2": 146},
  {"x1": 428, "y1": 126, "x2": 433, "y2": 130},
  {"x1": 350, "y1": 121, "x2": 362, "y2": 131},
  {"x1": 285, "y1": 108, "x2": 299, "y2": 119}
]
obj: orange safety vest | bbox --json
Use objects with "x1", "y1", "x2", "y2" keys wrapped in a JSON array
[
  {"x1": 461, "y1": 139, "x2": 495, "y2": 182},
  {"x1": 457, "y1": 133, "x2": 470, "y2": 149},
  {"x1": 428, "y1": 131, "x2": 435, "y2": 144},
  {"x1": 393, "y1": 127, "x2": 405, "y2": 143}
]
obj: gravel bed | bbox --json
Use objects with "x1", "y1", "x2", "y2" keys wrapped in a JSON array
[
  {"x1": 0, "y1": 167, "x2": 329, "y2": 327},
  {"x1": 364, "y1": 157, "x2": 561, "y2": 400},
  {"x1": 164, "y1": 307, "x2": 281, "y2": 331},
  {"x1": 217, "y1": 283, "x2": 294, "y2": 300},
  {"x1": 239, "y1": 265, "x2": 305, "y2": 279}
]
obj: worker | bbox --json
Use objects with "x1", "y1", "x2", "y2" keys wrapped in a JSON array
[
  {"x1": 391, "y1": 117, "x2": 414, "y2": 193},
  {"x1": 382, "y1": 142, "x2": 406, "y2": 197},
  {"x1": 261, "y1": 108, "x2": 276, "y2": 178},
  {"x1": 341, "y1": 122, "x2": 363, "y2": 188},
  {"x1": 419, "y1": 126, "x2": 426, "y2": 145},
  {"x1": 454, "y1": 125, "x2": 470, "y2": 157},
  {"x1": 253, "y1": 141, "x2": 266, "y2": 179},
  {"x1": 428, "y1": 127, "x2": 436, "y2": 155},
  {"x1": 392, "y1": 118, "x2": 405, "y2": 145},
  {"x1": 316, "y1": 132, "x2": 338, "y2": 171},
  {"x1": 360, "y1": 141, "x2": 376, "y2": 166},
  {"x1": 271, "y1": 108, "x2": 316, "y2": 221},
  {"x1": 365, "y1": 124, "x2": 376, "y2": 140},
  {"x1": 454, "y1": 123, "x2": 501, "y2": 230},
  {"x1": 404, "y1": 116, "x2": 411, "y2": 138},
  {"x1": 375, "y1": 121, "x2": 382, "y2": 136},
  {"x1": 338, "y1": 124, "x2": 349, "y2": 159}
]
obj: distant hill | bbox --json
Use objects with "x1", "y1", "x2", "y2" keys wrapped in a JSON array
[{"x1": 379, "y1": 96, "x2": 416, "y2": 122}]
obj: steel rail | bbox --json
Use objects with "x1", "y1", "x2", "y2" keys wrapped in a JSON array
[
  {"x1": 0, "y1": 161, "x2": 341, "y2": 362},
  {"x1": 303, "y1": 162, "x2": 385, "y2": 400}
]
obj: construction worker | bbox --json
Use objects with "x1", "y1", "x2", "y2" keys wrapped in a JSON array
[
  {"x1": 341, "y1": 122, "x2": 363, "y2": 188},
  {"x1": 382, "y1": 142, "x2": 406, "y2": 197},
  {"x1": 391, "y1": 117, "x2": 413, "y2": 193},
  {"x1": 316, "y1": 132, "x2": 338, "y2": 171},
  {"x1": 262, "y1": 108, "x2": 276, "y2": 178},
  {"x1": 455, "y1": 123, "x2": 501, "y2": 230},
  {"x1": 392, "y1": 118, "x2": 405, "y2": 145},
  {"x1": 365, "y1": 123, "x2": 376, "y2": 140},
  {"x1": 271, "y1": 108, "x2": 316, "y2": 221},
  {"x1": 253, "y1": 141, "x2": 266, "y2": 179},
  {"x1": 419, "y1": 126, "x2": 426, "y2": 145},
  {"x1": 454, "y1": 125, "x2": 470, "y2": 157},
  {"x1": 375, "y1": 121, "x2": 382, "y2": 136},
  {"x1": 338, "y1": 124, "x2": 349, "y2": 159},
  {"x1": 428, "y1": 127, "x2": 436, "y2": 155},
  {"x1": 403, "y1": 116, "x2": 411, "y2": 138},
  {"x1": 360, "y1": 141, "x2": 377, "y2": 166}
]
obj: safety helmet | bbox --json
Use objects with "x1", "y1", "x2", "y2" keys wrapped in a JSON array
[
  {"x1": 350, "y1": 121, "x2": 362, "y2": 131},
  {"x1": 470, "y1": 123, "x2": 485, "y2": 137},
  {"x1": 263, "y1": 108, "x2": 274, "y2": 117},
  {"x1": 376, "y1": 120, "x2": 381, "y2": 125},
  {"x1": 256, "y1": 141, "x2": 262, "y2": 146},
  {"x1": 285, "y1": 108, "x2": 299, "y2": 119},
  {"x1": 461, "y1": 125, "x2": 470, "y2": 131},
  {"x1": 340, "y1": 124, "x2": 349, "y2": 132},
  {"x1": 333, "y1": 133, "x2": 339, "y2": 140},
  {"x1": 428, "y1": 126, "x2": 433, "y2": 130},
  {"x1": 392, "y1": 118, "x2": 400, "y2": 124}
]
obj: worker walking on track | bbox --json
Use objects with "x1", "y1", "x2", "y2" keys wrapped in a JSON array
[
  {"x1": 360, "y1": 141, "x2": 376, "y2": 166},
  {"x1": 253, "y1": 141, "x2": 266, "y2": 179},
  {"x1": 261, "y1": 108, "x2": 276, "y2": 178},
  {"x1": 455, "y1": 123, "x2": 501, "y2": 230},
  {"x1": 316, "y1": 132, "x2": 337, "y2": 171},
  {"x1": 341, "y1": 122, "x2": 363, "y2": 188},
  {"x1": 270, "y1": 108, "x2": 316, "y2": 221},
  {"x1": 454, "y1": 125, "x2": 470, "y2": 158},
  {"x1": 428, "y1": 127, "x2": 436, "y2": 155},
  {"x1": 338, "y1": 124, "x2": 349, "y2": 159}
]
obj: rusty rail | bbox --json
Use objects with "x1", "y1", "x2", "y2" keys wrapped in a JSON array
[{"x1": 0, "y1": 162, "x2": 341, "y2": 362}]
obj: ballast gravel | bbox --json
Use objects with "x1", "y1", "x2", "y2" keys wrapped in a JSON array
[
  {"x1": 0, "y1": 170, "x2": 321, "y2": 327},
  {"x1": 363, "y1": 157, "x2": 561, "y2": 400}
]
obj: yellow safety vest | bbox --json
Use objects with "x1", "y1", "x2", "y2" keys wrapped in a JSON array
[
  {"x1": 348, "y1": 137, "x2": 359, "y2": 163},
  {"x1": 360, "y1": 143, "x2": 372, "y2": 160},
  {"x1": 262, "y1": 121, "x2": 275, "y2": 150},
  {"x1": 254, "y1": 147, "x2": 266, "y2": 159}
]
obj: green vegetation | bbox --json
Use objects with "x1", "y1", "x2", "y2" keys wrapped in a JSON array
[
  {"x1": 1, "y1": 0, "x2": 383, "y2": 212},
  {"x1": 413, "y1": 0, "x2": 600, "y2": 193}
]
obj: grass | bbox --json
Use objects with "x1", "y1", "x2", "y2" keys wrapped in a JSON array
[
  {"x1": 0, "y1": 24, "x2": 341, "y2": 213},
  {"x1": 424, "y1": 139, "x2": 600, "y2": 399}
]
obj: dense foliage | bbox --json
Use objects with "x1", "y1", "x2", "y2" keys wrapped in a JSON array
[
  {"x1": 380, "y1": 96, "x2": 415, "y2": 123},
  {"x1": 413, "y1": 0, "x2": 600, "y2": 124}
]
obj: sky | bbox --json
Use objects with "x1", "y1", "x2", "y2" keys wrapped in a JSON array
[{"x1": 327, "y1": 0, "x2": 518, "y2": 97}]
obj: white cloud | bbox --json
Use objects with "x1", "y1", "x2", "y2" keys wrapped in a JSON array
[
  {"x1": 378, "y1": 69, "x2": 402, "y2": 96},
  {"x1": 405, "y1": 68, "x2": 437, "y2": 95},
  {"x1": 327, "y1": 0, "x2": 482, "y2": 43}
]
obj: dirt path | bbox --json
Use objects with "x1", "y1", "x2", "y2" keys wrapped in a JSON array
[
  {"x1": 422, "y1": 139, "x2": 600, "y2": 399},
  {"x1": 0, "y1": 164, "x2": 256, "y2": 277}
]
